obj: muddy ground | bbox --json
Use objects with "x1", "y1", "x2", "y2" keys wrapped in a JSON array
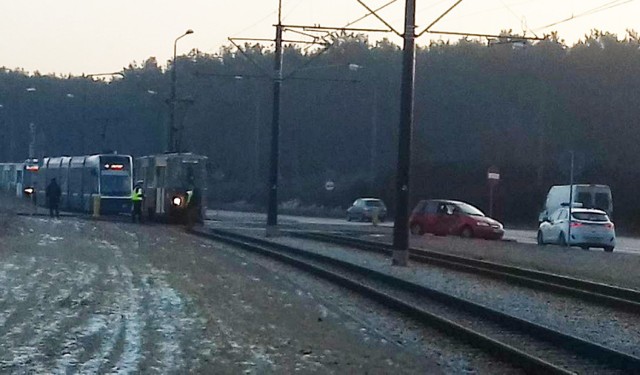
[{"x1": 0, "y1": 197, "x2": 447, "y2": 374}]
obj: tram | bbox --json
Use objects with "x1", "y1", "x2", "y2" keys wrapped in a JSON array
[
  {"x1": 0, "y1": 159, "x2": 40, "y2": 198},
  {"x1": 35, "y1": 154, "x2": 133, "y2": 214},
  {"x1": 22, "y1": 159, "x2": 40, "y2": 197},
  {"x1": 0, "y1": 162, "x2": 20, "y2": 196},
  {"x1": 134, "y1": 153, "x2": 208, "y2": 223}
]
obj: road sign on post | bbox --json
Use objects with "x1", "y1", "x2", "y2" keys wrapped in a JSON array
[
  {"x1": 324, "y1": 180, "x2": 335, "y2": 191},
  {"x1": 487, "y1": 166, "x2": 500, "y2": 218}
]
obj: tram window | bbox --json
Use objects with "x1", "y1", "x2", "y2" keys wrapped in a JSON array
[
  {"x1": 84, "y1": 168, "x2": 98, "y2": 194},
  {"x1": 156, "y1": 166, "x2": 166, "y2": 187},
  {"x1": 146, "y1": 165, "x2": 155, "y2": 188}
]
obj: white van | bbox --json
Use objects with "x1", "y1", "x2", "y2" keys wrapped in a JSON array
[{"x1": 538, "y1": 184, "x2": 613, "y2": 223}]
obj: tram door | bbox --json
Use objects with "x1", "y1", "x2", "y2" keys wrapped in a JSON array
[{"x1": 155, "y1": 165, "x2": 166, "y2": 214}]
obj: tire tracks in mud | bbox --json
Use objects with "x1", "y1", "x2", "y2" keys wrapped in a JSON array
[{"x1": 0, "y1": 217, "x2": 207, "y2": 374}]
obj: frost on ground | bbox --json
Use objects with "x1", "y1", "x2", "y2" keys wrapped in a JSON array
[
  {"x1": 0, "y1": 210, "x2": 443, "y2": 374},
  {"x1": 0, "y1": 217, "x2": 207, "y2": 374}
]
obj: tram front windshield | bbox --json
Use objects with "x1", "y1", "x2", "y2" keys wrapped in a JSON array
[
  {"x1": 168, "y1": 162, "x2": 206, "y2": 188},
  {"x1": 101, "y1": 173, "x2": 131, "y2": 196}
]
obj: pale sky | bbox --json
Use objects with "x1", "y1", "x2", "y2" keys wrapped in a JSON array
[{"x1": 0, "y1": 0, "x2": 638, "y2": 75}]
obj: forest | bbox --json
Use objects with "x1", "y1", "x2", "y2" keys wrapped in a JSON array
[{"x1": 1, "y1": 30, "x2": 640, "y2": 227}]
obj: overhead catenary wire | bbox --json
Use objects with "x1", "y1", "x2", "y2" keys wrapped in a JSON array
[
  {"x1": 535, "y1": 0, "x2": 636, "y2": 31},
  {"x1": 499, "y1": 0, "x2": 539, "y2": 38}
]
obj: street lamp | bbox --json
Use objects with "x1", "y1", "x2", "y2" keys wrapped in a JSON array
[
  {"x1": 168, "y1": 29, "x2": 194, "y2": 153},
  {"x1": 25, "y1": 88, "x2": 38, "y2": 158}
]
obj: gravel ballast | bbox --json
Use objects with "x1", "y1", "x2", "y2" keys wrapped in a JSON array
[
  {"x1": 269, "y1": 235, "x2": 640, "y2": 359},
  {"x1": 411, "y1": 234, "x2": 640, "y2": 289}
]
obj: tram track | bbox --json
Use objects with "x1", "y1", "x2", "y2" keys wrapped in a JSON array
[
  {"x1": 189, "y1": 227, "x2": 640, "y2": 374},
  {"x1": 291, "y1": 232, "x2": 640, "y2": 314}
]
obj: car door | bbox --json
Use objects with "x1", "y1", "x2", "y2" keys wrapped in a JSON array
[
  {"x1": 543, "y1": 210, "x2": 559, "y2": 243},
  {"x1": 420, "y1": 200, "x2": 438, "y2": 233},
  {"x1": 434, "y1": 203, "x2": 456, "y2": 235},
  {"x1": 550, "y1": 209, "x2": 568, "y2": 243},
  {"x1": 347, "y1": 199, "x2": 359, "y2": 218}
]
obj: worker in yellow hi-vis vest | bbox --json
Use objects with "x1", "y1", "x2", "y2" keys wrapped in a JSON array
[{"x1": 131, "y1": 181, "x2": 144, "y2": 223}]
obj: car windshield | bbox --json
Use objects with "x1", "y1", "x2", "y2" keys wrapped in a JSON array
[
  {"x1": 456, "y1": 203, "x2": 485, "y2": 217},
  {"x1": 365, "y1": 200, "x2": 383, "y2": 207},
  {"x1": 572, "y1": 212, "x2": 609, "y2": 222}
]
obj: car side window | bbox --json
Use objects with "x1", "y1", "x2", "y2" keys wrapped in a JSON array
[
  {"x1": 425, "y1": 201, "x2": 438, "y2": 214},
  {"x1": 549, "y1": 210, "x2": 560, "y2": 222},
  {"x1": 412, "y1": 200, "x2": 425, "y2": 214},
  {"x1": 560, "y1": 210, "x2": 569, "y2": 220}
]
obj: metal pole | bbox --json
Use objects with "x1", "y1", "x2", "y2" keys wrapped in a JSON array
[
  {"x1": 29, "y1": 122, "x2": 36, "y2": 159},
  {"x1": 392, "y1": 0, "x2": 417, "y2": 266},
  {"x1": 370, "y1": 87, "x2": 378, "y2": 189},
  {"x1": 169, "y1": 40, "x2": 178, "y2": 152},
  {"x1": 254, "y1": 89, "x2": 262, "y2": 182},
  {"x1": 168, "y1": 30, "x2": 193, "y2": 153},
  {"x1": 266, "y1": 0, "x2": 284, "y2": 237},
  {"x1": 489, "y1": 184, "x2": 494, "y2": 218},
  {"x1": 567, "y1": 150, "x2": 574, "y2": 247}
]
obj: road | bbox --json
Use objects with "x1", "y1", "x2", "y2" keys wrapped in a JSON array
[{"x1": 208, "y1": 210, "x2": 640, "y2": 255}]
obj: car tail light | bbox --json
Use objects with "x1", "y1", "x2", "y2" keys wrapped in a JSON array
[
  {"x1": 605, "y1": 223, "x2": 614, "y2": 229},
  {"x1": 570, "y1": 221, "x2": 583, "y2": 228}
]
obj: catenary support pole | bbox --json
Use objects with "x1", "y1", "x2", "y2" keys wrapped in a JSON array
[
  {"x1": 392, "y1": 0, "x2": 417, "y2": 266},
  {"x1": 266, "y1": 0, "x2": 284, "y2": 237}
]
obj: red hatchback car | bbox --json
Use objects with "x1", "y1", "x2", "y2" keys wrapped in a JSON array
[{"x1": 409, "y1": 199, "x2": 504, "y2": 240}]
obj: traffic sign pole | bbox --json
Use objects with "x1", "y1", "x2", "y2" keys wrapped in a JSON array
[{"x1": 487, "y1": 166, "x2": 500, "y2": 218}]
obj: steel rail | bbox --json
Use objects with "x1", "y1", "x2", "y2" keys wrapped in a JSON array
[
  {"x1": 189, "y1": 227, "x2": 640, "y2": 374},
  {"x1": 293, "y1": 231, "x2": 640, "y2": 313}
]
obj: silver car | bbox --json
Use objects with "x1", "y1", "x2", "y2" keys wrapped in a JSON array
[
  {"x1": 347, "y1": 198, "x2": 387, "y2": 222},
  {"x1": 537, "y1": 207, "x2": 616, "y2": 252}
]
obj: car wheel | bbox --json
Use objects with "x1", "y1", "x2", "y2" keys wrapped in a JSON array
[
  {"x1": 410, "y1": 223, "x2": 423, "y2": 235},
  {"x1": 460, "y1": 226, "x2": 473, "y2": 239},
  {"x1": 558, "y1": 232, "x2": 568, "y2": 247},
  {"x1": 604, "y1": 246, "x2": 614, "y2": 253},
  {"x1": 360, "y1": 213, "x2": 368, "y2": 222},
  {"x1": 536, "y1": 231, "x2": 545, "y2": 246},
  {"x1": 347, "y1": 214, "x2": 352, "y2": 222}
]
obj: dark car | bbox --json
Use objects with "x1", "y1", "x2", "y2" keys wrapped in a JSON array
[
  {"x1": 347, "y1": 198, "x2": 387, "y2": 222},
  {"x1": 409, "y1": 199, "x2": 504, "y2": 240}
]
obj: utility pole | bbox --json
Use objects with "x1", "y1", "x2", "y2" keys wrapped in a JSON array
[
  {"x1": 168, "y1": 30, "x2": 194, "y2": 153},
  {"x1": 266, "y1": 0, "x2": 284, "y2": 237},
  {"x1": 356, "y1": 0, "x2": 545, "y2": 266},
  {"x1": 229, "y1": 3, "x2": 388, "y2": 237},
  {"x1": 567, "y1": 150, "x2": 574, "y2": 247},
  {"x1": 370, "y1": 88, "x2": 378, "y2": 191},
  {"x1": 392, "y1": 0, "x2": 417, "y2": 266},
  {"x1": 29, "y1": 122, "x2": 36, "y2": 159}
]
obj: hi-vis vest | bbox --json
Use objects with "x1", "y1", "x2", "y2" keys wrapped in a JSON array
[{"x1": 131, "y1": 187, "x2": 143, "y2": 202}]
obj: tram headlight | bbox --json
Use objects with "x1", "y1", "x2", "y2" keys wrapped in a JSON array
[{"x1": 172, "y1": 196, "x2": 183, "y2": 207}]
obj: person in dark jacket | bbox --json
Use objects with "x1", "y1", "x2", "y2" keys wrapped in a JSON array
[{"x1": 45, "y1": 178, "x2": 62, "y2": 218}]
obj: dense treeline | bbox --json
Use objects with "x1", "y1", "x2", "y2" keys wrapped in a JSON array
[{"x1": 2, "y1": 30, "x2": 640, "y2": 227}]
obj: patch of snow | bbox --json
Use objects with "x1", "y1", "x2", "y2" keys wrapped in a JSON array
[{"x1": 37, "y1": 234, "x2": 63, "y2": 246}]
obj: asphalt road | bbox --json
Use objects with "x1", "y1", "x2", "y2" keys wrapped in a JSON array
[{"x1": 208, "y1": 210, "x2": 640, "y2": 255}]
